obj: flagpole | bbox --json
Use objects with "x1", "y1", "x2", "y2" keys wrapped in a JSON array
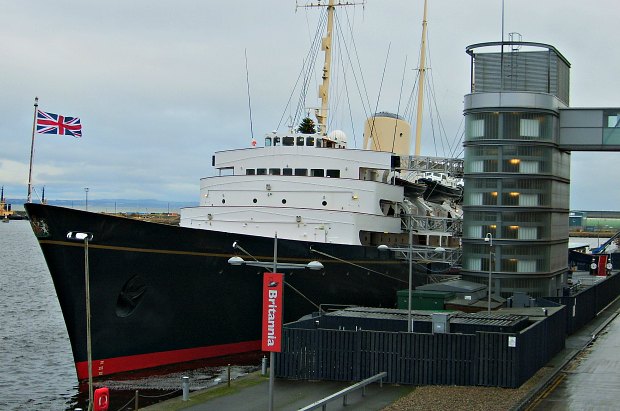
[{"x1": 27, "y1": 97, "x2": 38, "y2": 203}]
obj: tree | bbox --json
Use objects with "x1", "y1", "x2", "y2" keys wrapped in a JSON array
[{"x1": 297, "y1": 117, "x2": 316, "y2": 134}]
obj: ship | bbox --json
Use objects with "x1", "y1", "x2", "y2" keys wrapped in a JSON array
[
  {"x1": 1, "y1": 186, "x2": 19, "y2": 222},
  {"x1": 25, "y1": 0, "x2": 462, "y2": 380}
]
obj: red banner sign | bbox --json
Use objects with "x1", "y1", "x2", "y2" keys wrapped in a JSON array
[{"x1": 262, "y1": 273, "x2": 284, "y2": 352}]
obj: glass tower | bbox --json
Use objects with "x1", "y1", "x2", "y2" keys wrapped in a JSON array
[{"x1": 461, "y1": 42, "x2": 571, "y2": 297}]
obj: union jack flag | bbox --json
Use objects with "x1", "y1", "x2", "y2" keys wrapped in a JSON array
[{"x1": 36, "y1": 110, "x2": 82, "y2": 138}]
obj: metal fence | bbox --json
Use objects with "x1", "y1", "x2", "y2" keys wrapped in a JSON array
[
  {"x1": 276, "y1": 273, "x2": 619, "y2": 388},
  {"x1": 276, "y1": 307, "x2": 565, "y2": 388},
  {"x1": 547, "y1": 273, "x2": 620, "y2": 334}
]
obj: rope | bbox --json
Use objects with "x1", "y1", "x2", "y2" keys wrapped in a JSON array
[
  {"x1": 139, "y1": 389, "x2": 182, "y2": 399},
  {"x1": 285, "y1": 281, "x2": 322, "y2": 311},
  {"x1": 309, "y1": 247, "x2": 407, "y2": 283},
  {"x1": 113, "y1": 395, "x2": 136, "y2": 411}
]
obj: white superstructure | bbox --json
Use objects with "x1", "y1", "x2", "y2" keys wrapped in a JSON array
[{"x1": 181, "y1": 132, "x2": 405, "y2": 245}]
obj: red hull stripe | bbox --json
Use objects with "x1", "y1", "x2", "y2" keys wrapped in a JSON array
[{"x1": 75, "y1": 340, "x2": 261, "y2": 380}]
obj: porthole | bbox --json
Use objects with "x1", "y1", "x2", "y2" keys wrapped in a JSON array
[
  {"x1": 282, "y1": 199, "x2": 287, "y2": 204},
  {"x1": 253, "y1": 198, "x2": 257, "y2": 203},
  {"x1": 222, "y1": 199, "x2": 226, "y2": 204},
  {"x1": 322, "y1": 201, "x2": 327, "y2": 206}
]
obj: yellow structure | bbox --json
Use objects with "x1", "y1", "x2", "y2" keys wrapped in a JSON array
[
  {"x1": 363, "y1": 112, "x2": 411, "y2": 155},
  {"x1": 1, "y1": 187, "x2": 14, "y2": 220}
]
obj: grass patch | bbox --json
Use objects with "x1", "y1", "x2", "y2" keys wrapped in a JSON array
[{"x1": 143, "y1": 372, "x2": 269, "y2": 411}]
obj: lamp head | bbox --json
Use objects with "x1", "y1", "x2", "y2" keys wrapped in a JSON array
[
  {"x1": 227, "y1": 256, "x2": 245, "y2": 266},
  {"x1": 66, "y1": 231, "x2": 93, "y2": 241},
  {"x1": 306, "y1": 261, "x2": 324, "y2": 270}
]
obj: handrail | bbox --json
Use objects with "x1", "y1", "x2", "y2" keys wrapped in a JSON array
[{"x1": 298, "y1": 372, "x2": 387, "y2": 411}]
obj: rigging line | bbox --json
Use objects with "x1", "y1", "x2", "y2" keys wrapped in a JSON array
[
  {"x1": 424, "y1": 31, "x2": 459, "y2": 159},
  {"x1": 294, "y1": 13, "x2": 323, "y2": 128},
  {"x1": 276, "y1": 59, "x2": 306, "y2": 131},
  {"x1": 337, "y1": 22, "x2": 357, "y2": 146},
  {"x1": 425, "y1": 48, "x2": 450, "y2": 156},
  {"x1": 284, "y1": 281, "x2": 322, "y2": 311},
  {"x1": 424, "y1": 34, "x2": 448, "y2": 154},
  {"x1": 338, "y1": 16, "x2": 371, "y2": 136},
  {"x1": 298, "y1": 5, "x2": 322, "y2": 123},
  {"x1": 332, "y1": 14, "x2": 360, "y2": 145},
  {"x1": 369, "y1": 42, "x2": 392, "y2": 152},
  {"x1": 448, "y1": 121, "x2": 463, "y2": 158},
  {"x1": 392, "y1": 55, "x2": 409, "y2": 153},
  {"x1": 424, "y1": 74, "x2": 440, "y2": 157},
  {"x1": 450, "y1": 119, "x2": 466, "y2": 158},
  {"x1": 403, "y1": 70, "x2": 420, "y2": 124},
  {"x1": 333, "y1": 12, "x2": 361, "y2": 146},
  {"x1": 244, "y1": 49, "x2": 254, "y2": 141},
  {"x1": 289, "y1": 8, "x2": 324, "y2": 130},
  {"x1": 309, "y1": 247, "x2": 407, "y2": 284},
  {"x1": 298, "y1": 10, "x2": 327, "y2": 125},
  {"x1": 452, "y1": 129, "x2": 465, "y2": 158},
  {"x1": 277, "y1": 12, "x2": 325, "y2": 131},
  {"x1": 342, "y1": 8, "x2": 372, "y2": 119},
  {"x1": 332, "y1": 20, "x2": 358, "y2": 146},
  {"x1": 340, "y1": 47, "x2": 358, "y2": 147},
  {"x1": 428, "y1": 69, "x2": 455, "y2": 158},
  {"x1": 328, "y1": 20, "x2": 343, "y2": 133}
]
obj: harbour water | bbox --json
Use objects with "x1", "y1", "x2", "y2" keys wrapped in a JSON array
[
  {"x1": 0, "y1": 220, "x2": 77, "y2": 410},
  {"x1": 0, "y1": 220, "x2": 258, "y2": 410}
]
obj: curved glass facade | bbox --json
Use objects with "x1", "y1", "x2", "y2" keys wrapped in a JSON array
[
  {"x1": 463, "y1": 178, "x2": 569, "y2": 209},
  {"x1": 464, "y1": 144, "x2": 570, "y2": 179},
  {"x1": 466, "y1": 112, "x2": 557, "y2": 141},
  {"x1": 462, "y1": 105, "x2": 569, "y2": 296}
]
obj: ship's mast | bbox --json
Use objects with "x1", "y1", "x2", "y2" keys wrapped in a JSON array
[
  {"x1": 297, "y1": 0, "x2": 364, "y2": 135},
  {"x1": 413, "y1": 0, "x2": 428, "y2": 156},
  {"x1": 316, "y1": 0, "x2": 334, "y2": 134}
]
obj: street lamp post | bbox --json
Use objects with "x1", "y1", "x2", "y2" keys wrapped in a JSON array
[
  {"x1": 84, "y1": 187, "x2": 89, "y2": 211},
  {"x1": 484, "y1": 233, "x2": 493, "y2": 314},
  {"x1": 228, "y1": 235, "x2": 323, "y2": 411},
  {"x1": 407, "y1": 218, "x2": 413, "y2": 332},
  {"x1": 378, "y1": 241, "x2": 449, "y2": 332},
  {"x1": 67, "y1": 231, "x2": 94, "y2": 411}
]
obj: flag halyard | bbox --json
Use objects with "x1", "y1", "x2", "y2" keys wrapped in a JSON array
[{"x1": 36, "y1": 110, "x2": 82, "y2": 137}]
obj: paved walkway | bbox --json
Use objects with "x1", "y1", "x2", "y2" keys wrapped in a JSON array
[
  {"x1": 144, "y1": 376, "x2": 411, "y2": 411},
  {"x1": 529, "y1": 299, "x2": 620, "y2": 410}
]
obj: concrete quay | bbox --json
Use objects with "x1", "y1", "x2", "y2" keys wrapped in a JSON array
[{"x1": 141, "y1": 295, "x2": 620, "y2": 411}]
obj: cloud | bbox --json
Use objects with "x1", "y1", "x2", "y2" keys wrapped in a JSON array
[{"x1": 0, "y1": 0, "x2": 619, "y2": 210}]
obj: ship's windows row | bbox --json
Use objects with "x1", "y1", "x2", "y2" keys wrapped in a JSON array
[
  {"x1": 248, "y1": 197, "x2": 324, "y2": 206},
  {"x1": 245, "y1": 168, "x2": 341, "y2": 178},
  {"x1": 264, "y1": 136, "x2": 318, "y2": 147}
]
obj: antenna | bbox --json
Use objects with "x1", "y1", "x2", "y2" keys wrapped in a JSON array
[
  {"x1": 244, "y1": 49, "x2": 255, "y2": 145},
  {"x1": 501, "y1": 0, "x2": 505, "y2": 43},
  {"x1": 500, "y1": 0, "x2": 506, "y2": 90}
]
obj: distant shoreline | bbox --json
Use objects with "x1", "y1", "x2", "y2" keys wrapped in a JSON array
[{"x1": 569, "y1": 230, "x2": 617, "y2": 238}]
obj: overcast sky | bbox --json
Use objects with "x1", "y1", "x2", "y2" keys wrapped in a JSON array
[{"x1": 1, "y1": 0, "x2": 618, "y2": 210}]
